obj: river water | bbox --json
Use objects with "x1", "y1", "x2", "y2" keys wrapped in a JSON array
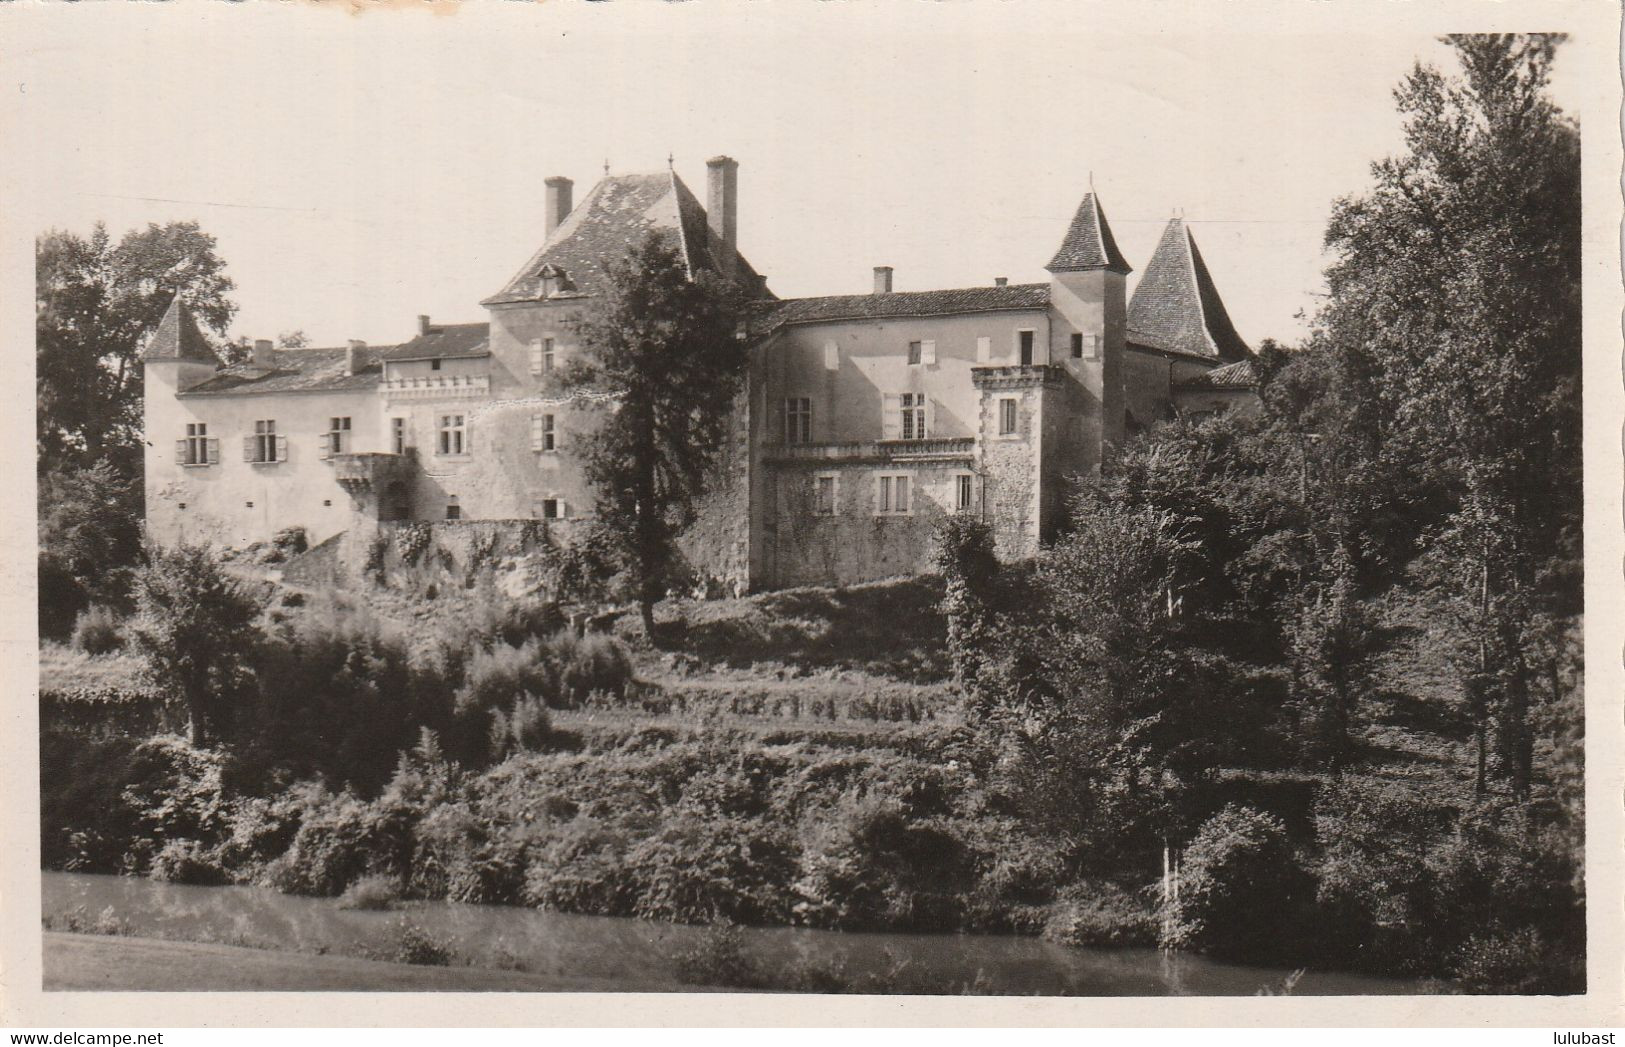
[{"x1": 43, "y1": 871, "x2": 1427, "y2": 995}]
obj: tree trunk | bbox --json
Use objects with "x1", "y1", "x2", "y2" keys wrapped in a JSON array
[
  {"x1": 188, "y1": 698, "x2": 207, "y2": 748},
  {"x1": 640, "y1": 596, "x2": 656, "y2": 639},
  {"x1": 1475, "y1": 555, "x2": 1489, "y2": 796}
]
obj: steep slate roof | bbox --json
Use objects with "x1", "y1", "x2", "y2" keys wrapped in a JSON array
[
  {"x1": 1045, "y1": 192, "x2": 1132, "y2": 274},
  {"x1": 141, "y1": 296, "x2": 220, "y2": 364},
  {"x1": 483, "y1": 171, "x2": 770, "y2": 307},
  {"x1": 1174, "y1": 358, "x2": 1257, "y2": 390},
  {"x1": 379, "y1": 322, "x2": 490, "y2": 362},
  {"x1": 1127, "y1": 218, "x2": 1251, "y2": 362},
  {"x1": 758, "y1": 283, "x2": 1050, "y2": 331},
  {"x1": 181, "y1": 345, "x2": 397, "y2": 397}
]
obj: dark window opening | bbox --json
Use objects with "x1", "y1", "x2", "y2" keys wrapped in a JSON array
[
  {"x1": 1070, "y1": 333, "x2": 1084, "y2": 359},
  {"x1": 1019, "y1": 330, "x2": 1034, "y2": 366}
]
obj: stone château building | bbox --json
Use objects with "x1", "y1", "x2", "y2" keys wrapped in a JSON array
[{"x1": 142, "y1": 156, "x2": 1258, "y2": 592}]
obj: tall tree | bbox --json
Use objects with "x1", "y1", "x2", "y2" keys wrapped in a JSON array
[
  {"x1": 37, "y1": 460, "x2": 144, "y2": 639},
  {"x1": 129, "y1": 544, "x2": 261, "y2": 747},
  {"x1": 563, "y1": 232, "x2": 747, "y2": 634},
  {"x1": 36, "y1": 221, "x2": 237, "y2": 473},
  {"x1": 1317, "y1": 34, "x2": 1580, "y2": 795}
]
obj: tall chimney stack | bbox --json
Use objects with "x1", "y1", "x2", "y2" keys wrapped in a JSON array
[
  {"x1": 346, "y1": 339, "x2": 366, "y2": 377},
  {"x1": 417, "y1": 314, "x2": 432, "y2": 336},
  {"x1": 706, "y1": 155, "x2": 739, "y2": 278},
  {"x1": 873, "y1": 266, "x2": 894, "y2": 294},
  {"x1": 253, "y1": 339, "x2": 274, "y2": 368},
  {"x1": 544, "y1": 176, "x2": 574, "y2": 239}
]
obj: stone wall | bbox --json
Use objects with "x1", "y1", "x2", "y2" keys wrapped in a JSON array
[
  {"x1": 762, "y1": 458, "x2": 971, "y2": 588},
  {"x1": 973, "y1": 367, "x2": 1056, "y2": 562},
  {"x1": 675, "y1": 391, "x2": 753, "y2": 595}
]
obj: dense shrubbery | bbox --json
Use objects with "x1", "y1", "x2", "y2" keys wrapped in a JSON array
[
  {"x1": 1161, "y1": 805, "x2": 1309, "y2": 961},
  {"x1": 72, "y1": 605, "x2": 125, "y2": 655}
]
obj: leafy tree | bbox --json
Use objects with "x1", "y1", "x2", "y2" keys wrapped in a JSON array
[
  {"x1": 933, "y1": 515, "x2": 1001, "y2": 710},
  {"x1": 1285, "y1": 555, "x2": 1377, "y2": 769},
  {"x1": 129, "y1": 544, "x2": 261, "y2": 747},
  {"x1": 36, "y1": 221, "x2": 236, "y2": 473},
  {"x1": 1163, "y1": 804, "x2": 1310, "y2": 961},
  {"x1": 37, "y1": 461, "x2": 144, "y2": 639},
  {"x1": 1318, "y1": 34, "x2": 1580, "y2": 795},
  {"x1": 562, "y1": 231, "x2": 747, "y2": 634}
]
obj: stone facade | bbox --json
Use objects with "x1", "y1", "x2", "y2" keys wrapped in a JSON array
[{"x1": 141, "y1": 160, "x2": 1260, "y2": 593}]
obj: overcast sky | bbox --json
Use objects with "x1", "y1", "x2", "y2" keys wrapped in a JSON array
[{"x1": 15, "y1": 4, "x2": 1585, "y2": 351}]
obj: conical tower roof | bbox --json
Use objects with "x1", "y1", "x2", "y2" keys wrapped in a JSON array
[
  {"x1": 1127, "y1": 218, "x2": 1250, "y2": 362},
  {"x1": 1045, "y1": 191, "x2": 1132, "y2": 275},
  {"x1": 141, "y1": 295, "x2": 219, "y2": 364}
]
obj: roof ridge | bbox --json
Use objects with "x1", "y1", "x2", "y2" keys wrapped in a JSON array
[
  {"x1": 776, "y1": 281, "x2": 1049, "y2": 304},
  {"x1": 667, "y1": 168, "x2": 698, "y2": 279},
  {"x1": 1178, "y1": 221, "x2": 1219, "y2": 357}
]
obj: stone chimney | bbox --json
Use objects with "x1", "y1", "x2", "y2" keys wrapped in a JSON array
[
  {"x1": 544, "y1": 176, "x2": 573, "y2": 240},
  {"x1": 417, "y1": 314, "x2": 432, "y2": 336},
  {"x1": 252, "y1": 339, "x2": 274, "y2": 368},
  {"x1": 994, "y1": 277, "x2": 1008, "y2": 287},
  {"x1": 346, "y1": 339, "x2": 365, "y2": 376},
  {"x1": 706, "y1": 156, "x2": 739, "y2": 278},
  {"x1": 873, "y1": 266, "x2": 894, "y2": 294}
]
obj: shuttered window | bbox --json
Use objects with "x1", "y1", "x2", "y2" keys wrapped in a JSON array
[
  {"x1": 179, "y1": 423, "x2": 214, "y2": 466},
  {"x1": 530, "y1": 338, "x2": 557, "y2": 376},
  {"x1": 532, "y1": 413, "x2": 557, "y2": 452},
  {"x1": 875, "y1": 473, "x2": 912, "y2": 516},
  {"x1": 245, "y1": 420, "x2": 283, "y2": 463},
  {"x1": 999, "y1": 398, "x2": 1018, "y2": 436},
  {"x1": 814, "y1": 474, "x2": 837, "y2": 516},
  {"x1": 326, "y1": 417, "x2": 352, "y2": 456}
]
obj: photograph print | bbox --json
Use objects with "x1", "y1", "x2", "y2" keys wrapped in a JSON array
[{"x1": 24, "y1": 4, "x2": 1591, "y2": 1004}]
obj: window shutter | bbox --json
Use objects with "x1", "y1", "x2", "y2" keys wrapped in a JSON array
[
  {"x1": 174, "y1": 439, "x2": 187, "y2": 464},
  {"x1": 551, "y1": 417, "x2": 561, "y2": 451},
  {"x1": 976, "y1": 336, "x2": 991, "y2": 363},
  {"x1": 923, "y1": 398, "x2": 934, "y2": 439},
  {"x1": 531, "y1": 414, "x2": 543, "y2": 451},
  {"x1": 207, "y1": 438, "x2": 220, "y2": 465},
  {"x1": 881, "y1": 394, "x2": 900, "y2": 441},
  {"x1": 823, "y1": 341, "x2": 839, "y2": 370},
  {"x1": 276, "y1": 435, "x2": 289, "y2": 462},
  {"x1": 243, "y1": 436, "x2": 256, "y2": 462},
  {"x1": 921, "y1": 339, "x2": 936, "y2": 366},
  {"x1": 319, "y1": 435, "x2": 332, "y2": 461},
  {"x1": 559, "y1": 500, "x2": 569, "y2": 519}
]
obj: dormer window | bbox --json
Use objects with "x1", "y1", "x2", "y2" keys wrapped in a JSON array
[{"x1": 537, "y1": 264, "x2": 572, "y2": 298}]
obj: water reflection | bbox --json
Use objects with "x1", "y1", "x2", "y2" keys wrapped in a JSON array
[{"x1": 43, "y1": 872, "x2": 1425, "y2": 996}]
